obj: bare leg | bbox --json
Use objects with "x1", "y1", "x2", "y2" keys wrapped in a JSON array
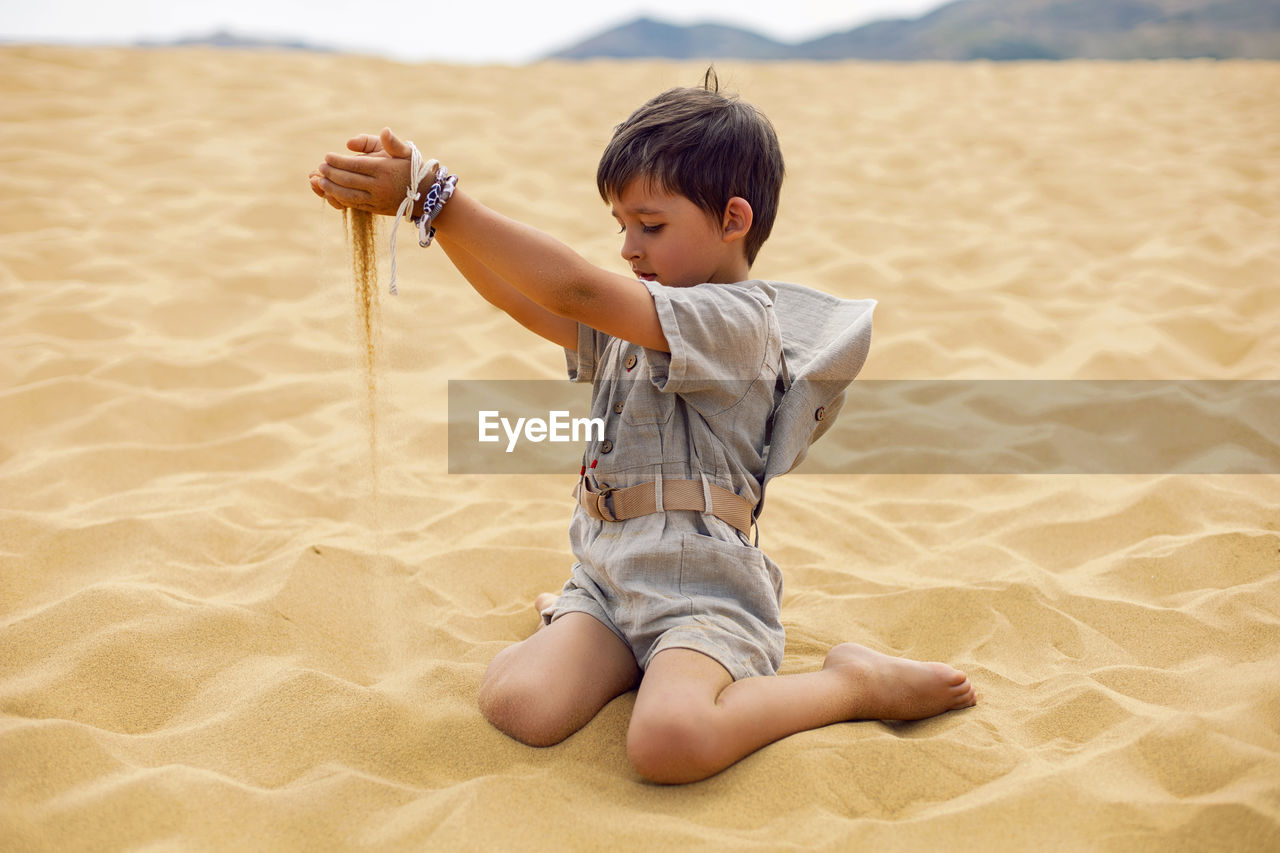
[
  {"x1": 627, "y1": 644, "x2": 976, "y2": 784},
  {"x1": 479, "y1": 611, "x2": 639, "y2": 747},
  {"x1": 821, "y1": 643, "x2": 976, "y2": 719}
]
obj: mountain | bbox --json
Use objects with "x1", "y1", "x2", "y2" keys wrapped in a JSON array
[
  {"x1": 802, "y1": 0, "x2": 1280, "y2": 60},
  {"x1": 550, "y1": 18, "x2": 790, "y2": 60},
  {"x1": 548, "y1": 0, "x2": 1280, "y2": 61},
  {"x1": 137, "y1": 29, "x2": 336, "y2": 53}
]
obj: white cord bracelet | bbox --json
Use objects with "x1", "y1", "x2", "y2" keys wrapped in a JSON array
[{"x1": 387, "y1": 141, "x2": 438, "y2": 296}]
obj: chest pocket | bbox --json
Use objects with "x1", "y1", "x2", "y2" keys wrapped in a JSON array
[
  {"x1": 611, "y1": 348, "x2": 671, "y2": 427},
  {"x1": 620, "y1": 384, "x2": 673, "y2": 426},
  {"x1": 599, "y1": 383, "x2": 669, "y2": 470}
]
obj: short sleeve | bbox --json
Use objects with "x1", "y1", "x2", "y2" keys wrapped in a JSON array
[
  {"x1": 564, "y1": 322, "x2": 609, "y2": 383},
  {"x1": 641, "y1": 281, "x2": 778, "y2": 415}
]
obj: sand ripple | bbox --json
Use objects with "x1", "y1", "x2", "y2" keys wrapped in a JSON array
[{"x1": 2, "y1": 48, "x2": 1278, "y2": 850}]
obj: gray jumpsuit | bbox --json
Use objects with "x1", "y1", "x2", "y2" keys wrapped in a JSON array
[{"x1": 544, "y1": 280, "x2": 876, "y2": 681}]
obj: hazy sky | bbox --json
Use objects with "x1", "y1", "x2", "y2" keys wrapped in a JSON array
[{"x1": 1, "y1": 0, "x2": 954, "y2": 63}]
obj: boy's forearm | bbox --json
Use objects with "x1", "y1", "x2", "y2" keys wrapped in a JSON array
[
  {"x1": 436, "y1": 191, "x2": 609, "y2": 319},
  {"x1": 432, "y1": 190, "x2": 667, "y2": 351},
  {"x1": 437, "y1": 235, "x2": 578, "y2": 348},
  {"x1": 437, "y1": 236, "x2": 524, "y2": 311}
]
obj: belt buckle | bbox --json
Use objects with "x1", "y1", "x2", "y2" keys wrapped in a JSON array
[{"x1": 593, "y1": 483, "x2": 617, "y2": 522}]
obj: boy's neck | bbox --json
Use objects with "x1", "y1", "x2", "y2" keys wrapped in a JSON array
[{"x1": 714, "y1": 257, "x2": 751, "y2": 285}]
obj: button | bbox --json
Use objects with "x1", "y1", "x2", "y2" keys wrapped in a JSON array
[
  {"x1": 613, "y1": 401, "x2": 625, "y2": 414},
  {"x1": 815, "y1": 406, "x2": 826, "y2": 421},
  {"x1": 624, "y1": 354, "x2": 637, "y2": 370},
  {"x1": 600, "y1": 439, "x2": 614, "y2": 454}
]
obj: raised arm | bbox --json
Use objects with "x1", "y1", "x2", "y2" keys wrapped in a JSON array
[
  {"x1": 309, "y1": 131, "x2": 576, "y2": 348},
  {"x1": 437, "y1": 237, "x2": 578, "y2": 350},
  {"x1": 310, "y1": 128, "x2": 668, "y2": 352}
]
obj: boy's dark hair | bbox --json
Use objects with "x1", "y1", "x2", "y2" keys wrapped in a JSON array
[{"x1": 597, "y1": 68, "x2": 785, "y2": 267}]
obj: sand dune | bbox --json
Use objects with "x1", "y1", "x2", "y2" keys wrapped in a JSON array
[{"x1": 2, "y1": 47, "x2": 1278, "y2": 850}]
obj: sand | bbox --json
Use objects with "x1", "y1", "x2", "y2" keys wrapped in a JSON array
[{"x1": 1, "y1": 47, "x2": 1278, "y2": 850}]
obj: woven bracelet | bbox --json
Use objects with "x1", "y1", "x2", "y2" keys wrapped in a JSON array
[{"x1": 415, "y1": 170, "x2": 458, "y2": 248}]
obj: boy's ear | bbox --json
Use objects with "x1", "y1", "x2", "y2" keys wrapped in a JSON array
[{"x1": 720, "y1": 197, "x2": 753, "y2": 245}]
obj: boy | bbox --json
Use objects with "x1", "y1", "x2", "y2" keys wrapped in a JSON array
[{"x1": 309, "y1": 74, "x2": 975, "y2": 785}]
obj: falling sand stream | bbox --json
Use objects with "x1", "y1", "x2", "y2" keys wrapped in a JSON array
[{"x1": 345, "y1": 208, "x2": 382, "y2": 543}]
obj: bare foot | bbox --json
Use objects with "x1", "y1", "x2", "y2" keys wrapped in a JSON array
[
  {"x1": 823, "y1": 643, "x2": 977, "y2": 721},
  {"x1": 533, "y1": 592, "x2": 559, "y2": 613}
]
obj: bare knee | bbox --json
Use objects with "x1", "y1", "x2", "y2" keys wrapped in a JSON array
[
  {"x1": 626, "y1": 706, "x2": 720, "y2": 784},
  {"x1": 478, "y1": 656, "x2": 579, "y2": 748}
]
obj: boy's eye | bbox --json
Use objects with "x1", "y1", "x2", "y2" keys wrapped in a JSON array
[{"x1": 642, "y1": 224, "x2": 663, "y2": 234}]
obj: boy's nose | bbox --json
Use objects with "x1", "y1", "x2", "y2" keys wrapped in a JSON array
[{"x1": 620, "y1": 233, "x2": 642, "y2": 262}]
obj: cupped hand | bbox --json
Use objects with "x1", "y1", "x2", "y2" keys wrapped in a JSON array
[
  {"x1": 346, "y1": 127, "x2": 415, "y2": 158},
  {"x1": 309, "y1": 127, "x2": 422, "y2": 216}
]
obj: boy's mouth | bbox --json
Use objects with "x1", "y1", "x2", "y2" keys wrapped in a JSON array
[{"x1": 634, "y1": 271, "x2": 657, "y2": 282}]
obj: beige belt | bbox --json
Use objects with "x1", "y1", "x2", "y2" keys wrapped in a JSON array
[{"x1": 577, "y1": 477, "x2": 755, "y2": 537}]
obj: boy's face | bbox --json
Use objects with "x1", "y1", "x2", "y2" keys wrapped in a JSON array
[{"x1": 610, "y1": 181, "x2": 748, "y2": 288}]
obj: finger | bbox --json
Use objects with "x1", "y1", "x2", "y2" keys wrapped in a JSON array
[
  {"x1": 312, "y1": 175, "x2": 371, "y2": 210},
  {"x1": 325, "y1": 152, "x2": 394, "y2": 178},
  {"x1": 309, "y1": 175, "x2": 345, "y2": 209},
  {"x1": 319, "y1": 159, "x2": 381, "y2": 188},
  {"x1": 347, "y1": 133, "x2": 384, "y2": 155},
  {"x1": 380, "y1": 127, "x2": 413, "y2": 159},
  {"x1": 309, "y1": 175, "x2": 343, "y2": 209}
]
